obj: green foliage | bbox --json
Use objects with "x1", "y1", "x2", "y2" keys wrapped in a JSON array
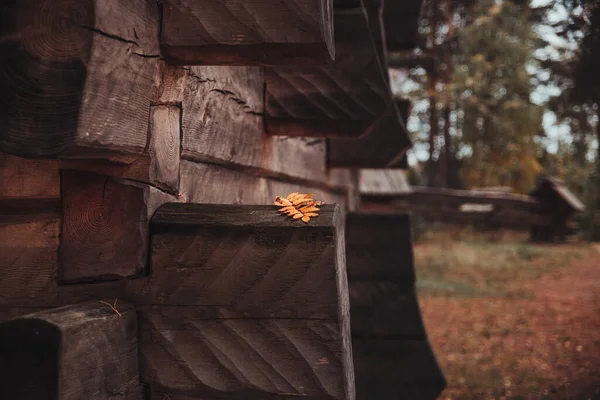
[{"x1": 451, "y1": 0, "x2": 544, "y2": 193}]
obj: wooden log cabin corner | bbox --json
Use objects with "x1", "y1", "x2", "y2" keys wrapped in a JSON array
[{"x1": 0, "y1": 0, "x2": 446, "y2": 398}]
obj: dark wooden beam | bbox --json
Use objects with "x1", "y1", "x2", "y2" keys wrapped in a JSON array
[
  {"x1": 0, "y1": 301, "x2": 141, "y2": 399},
  {"x1": 59, "y1": 170, "x2": 179, "y2": 283},
  {"x1": 382, "y1": 0, "x2": 424, "y2": 51},
  {"x1": 327, "y1": 5, "x2": 411, "y2": 168},
  {"x1": 346, "y1": 212, "x2": 446, "y2": 399},
  {"x1": 133, "y1": 203, "x2": 354, "y2": 399},
  {"x1": 345, "y1": 213, "x2": 414, "y2": 281},
  {"x1": 265, "y1": 7, "x2": 391, "y2": 138},
  {"x1": 160, "y1": 0, "x2": 334, "y2": 66},
  {"x1": 0, "y1": 0, "x2": 160, "y2": 162}
]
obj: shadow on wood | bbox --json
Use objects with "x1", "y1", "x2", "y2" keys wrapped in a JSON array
[{"x1": 0, "y1": 301, "x2": 140, "y2": 399}]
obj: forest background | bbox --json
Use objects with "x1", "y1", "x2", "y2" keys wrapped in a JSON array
[{"x1": 390, "y1": 0, "x2": 600, "y2": 239}]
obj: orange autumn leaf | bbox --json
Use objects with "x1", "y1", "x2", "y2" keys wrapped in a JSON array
[{"x1": 274, "y1": 192, "x2": 323, "y2": 223}]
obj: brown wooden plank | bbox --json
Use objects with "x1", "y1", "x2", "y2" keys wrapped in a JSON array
[
  {"x1": 57, "y1": 105, "x2": 182, "y2": 193},
  {"x1": 0, "y1": 301, "x2": 141, "y2": 400},
  {"x1": 0, "y1": 202, "x2": 60, "y2": 307},
  {"x1": 0, "y1": 153, "x2": 60, "y2": 199},
  {"x1": 345, "y1": 212, "x2": 414, "y2": 281},
  {"x1": 59, "y1": 170, "x2": 149, "y2": 282},
  {"x1": 349, "y1": 282, "x2": 426, "y2": 338},
  {"x1": 359, "y1": 169, "x2": 410, "y2": 195},
  {"x1": 129, "y1": 204, "x2": 349, "y2": 319},
  {"x1": 327, "y1": 5, "x2": 411, "y2": 168},
  {"x1": 352, "y1": 339, "x2": 445, "y2": 400},
  {"x1": 265, "y1": 7, "x2": 391, "y2": 138},
  {"x1": 179, "y1": 161, "x2": 347, "y2": 206},
  {"x1": 160, "y1": 0, "x2": 334, "y2": 66},
  {"x1": 0, "y1": 0, "x2": 159, "y2": 162},
  {"x1": 139, "y1": 307, "x2": 354, "y2": 400}
]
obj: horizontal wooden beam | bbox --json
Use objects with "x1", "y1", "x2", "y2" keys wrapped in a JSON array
[
  {"x1": 346, "y1": 212, "x2": 446, "y2": 399},
  {"x1": 0, "y1": 0, "x2": 160, "y2": 162},
  {"x1": 133, "y1": 203, "x2": 354, "y2": 399},
  {"x1": 160, "y1": 0, "x2": 334, "y2": 66},
  {"x1": 0, "y1": 302, "x2": 141, "y2": 399},
  {"x1": 140, "y1": 307, "x2": 354, "y2": 400},
  {"x1": 265, "y1": 7, "x2": 391, "y2": 138},
  {"x1": 327, "y1": 5, "x2": 411, "y2": 168}
]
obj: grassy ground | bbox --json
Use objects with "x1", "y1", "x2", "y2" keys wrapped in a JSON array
[{"x1": 414, "y1": 226, "x2": 600, "y2": 399}]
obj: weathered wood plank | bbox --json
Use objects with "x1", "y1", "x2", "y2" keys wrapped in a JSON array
[
  {"x1": 265, "y1": 7, "x2": 391, "y2": 138},
  {"x1": 0, "y1": 201, "x2": 60, "y2": 306},
  {"x1": 0, "y1": 302, "x2": 141, "y2": 400},
  {"x1": 359, "y1": 169, "x2": 410, "y2": 195},
  {"x1": 160, "y1": 0, "x2": 334, "y2": 66},
  {"x1": 352, "y1": 339, "x2": 445, "y2": 400},
  {"x1": 59, "y1": 170, "x2": 179, "y2": 283},
  {"x1": 139, "y1": 307, "x2": 354, "y2": 400},
  {"x1": 345, "y1": 212, "x2": 414, "y2": 281},
  {"x1": 0, "y1": 153, "x2": 60, "y2": 199},
  {"x1": 58, "y1": 105, "x2": 182, "y2": 193},
  {"x1": 129, "y1": 204, "x2": 349, "y2": 319},
  {"x1": 0, "y1": 0, "x2": 159, "y2": 162},
  {"x1": 59, "y1": 170, "x2": 149, "y2": 282},
  {"x1": 327, "y1": 6, "x2": 411, "y2": 168},
  {"x1": 179, "y1": 161, "x2": 347, "y2": 206}
]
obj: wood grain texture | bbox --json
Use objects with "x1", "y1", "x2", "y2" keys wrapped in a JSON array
[
  {"x1": 345, "y1": 212, "x2": 414, "y2": 281},
  {"x1": 0, "y1": 202, "x2": 60, "y2": 307},
  {"x1": 130, "y1": 204, "x2": 348, "y2": 319},
  {"x1": 359, "y1": 169, "x2": 410, "y2": 195},
  {"x1": 327, "y1": 4, "x2": 411, "y2": 168},
  {"x1": 149, "y1": 105, "x2": 181, "y2": 192},
  {"x1": 59, "y1": 170, "x2": 149, "y2": 282},
  {"x1": 265, "y1": 7, "x2": 391, "y2": 138},
  {"x1": 0, "y1": 302, "x2": 141, "y2": 400},
  {"x1": 0, "y1": 153, "x2": 60, "y2": 199},
  {"x1": 352, "y1": 339, "x2": 446, "y2": 400},
  {"x1": 179, "y1": 161, "x2": 347, "y2": 206},
  {"x1": 139, "y1": 308, "x2": 354, "y2": 399},
  {"x1": 160, "y1": 0, "x2": 334, "y2": 66},
  {"x1": 0, "y1": 0, "x2": 159, "y2": 162}
]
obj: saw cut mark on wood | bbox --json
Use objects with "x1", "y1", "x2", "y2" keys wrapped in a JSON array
[
  {"x1": 264, "y1": 7, "x2": 392, "y2": 139},
  {"x1": 327, "y1": 5, "x2": 411, "y2": 168},
  {"x1": 160, "y1": 0, "x2": 334, "y2": 66},
  {"x1": 0, "y1": 301, "x2": 141, "y2": 399},
  {"x1": 0, "y1": 0, "x2": 160, "y2": 162},
  {"x1": 132, "y1": 203, "x2": 354, "y2": 399}
]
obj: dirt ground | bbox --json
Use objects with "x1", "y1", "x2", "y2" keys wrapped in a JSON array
[{"x1": 415, "y1": 231, "x2": 600, "y2": 400}]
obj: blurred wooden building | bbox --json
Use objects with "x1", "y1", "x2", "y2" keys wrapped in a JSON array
[{"x1": 0, "y1": 0, "x2": 444, "y2": 399}]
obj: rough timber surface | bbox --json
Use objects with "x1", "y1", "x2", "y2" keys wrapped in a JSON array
[
  {"x1": 327, "y1": 5, "x2": 411, "y2": 168},
  {"x1": 0, "y1": 0, "x2": 160, "y2": 162},
  {"x1": 135, "y1": 203, "x2": 354, "y2": 399},
  {"x1": 160, "y1": 0, "x2": 335, "y2": 66},
  {"x1": 140, "y1": 308, "x2": 354, "y2": 400},
  {"x1": 59, "y1": 170, "x2": 149, "y2": 282},
  {"x1": 0, "y1": 302, "x2": 141, "y2": 400},
  {"x1": 265, "y1": 7, "x2": 392, "y2": 138}
]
